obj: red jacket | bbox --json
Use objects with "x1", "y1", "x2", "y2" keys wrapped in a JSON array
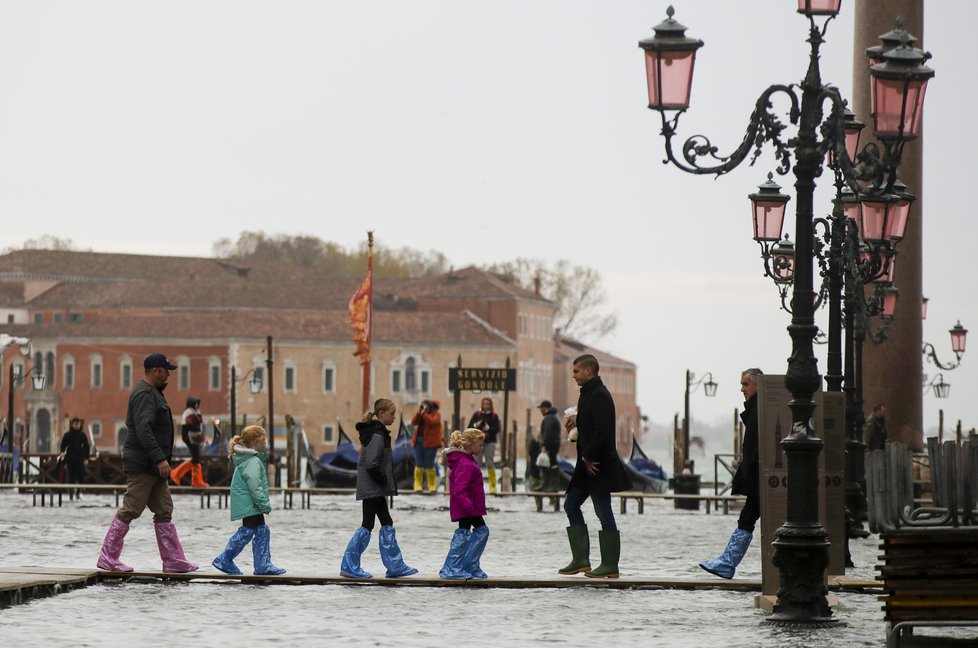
[{"x1": 411, "y1": 410, "x2": 443, "y2": 449}]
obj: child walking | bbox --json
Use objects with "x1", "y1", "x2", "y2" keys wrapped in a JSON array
[
  {"x1": 340, "y1": 399, "x2": 418, "y2": 579},
  {"x1": 439, "y1": 428, "x2": 490, "y2": 579},
  {"x1": 211, "y1": 426, "x2": 285, "y2": 576}
]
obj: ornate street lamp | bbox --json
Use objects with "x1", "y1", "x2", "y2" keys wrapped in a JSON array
[
  {"x1": 923, "y1": 373, "x2": 950, "y2": 399},
  {"x1": 921, "y1": 295, "x2": 929, "y2": 320},
  {"x1": 680, "y1": 369, "x2": 717, "y2": 482},
  {"x1": 922, "y1": 321, "x2": 968, "y2": 371},
  {"x1": 638, "y1": 4, "x2": 932, "y2": 625}
]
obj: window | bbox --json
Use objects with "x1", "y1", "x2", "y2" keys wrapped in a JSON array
[
  {"x1": 323, "y1": 425, "x2": 335, "y2": 444},
  {"x1": 91, "y1": 354, "x2": 103, "y2": 389},
  {"x1": 284, "y1": 363, "x2": 297, "y2": 393},
  {"x1": 177, "y1": 356, "x2": 190, "y2": 391},
  {"x1": 121, "y1": 361, "x2": 132, "y2": 390},
  {"x1": 33, "y1": 313, "x2": 42, "y2": 324},
  {"x1": 63, "y1": 356, "x2": 75, "y2": 389},
  {"x1": 45, "y1": 352, "x2": 55, "y2": 385},
  {"x1": 405, "y1": 357, "x2": 417, "y2": 392},
  {"x1": 68, "y1": 313, "x2": 83, "y2": 322},
  {"x1": 90, "y1": 421, "x2": 102, "y2": 438},
  {"x1": 254, "y1": 366, "x2": 264, "y2": 386},
  {"x1": 209, "y1": 358, "x2": 221, "y2": 391},
  {"x1": 322, "y1": 363, "x2": 335, "y2": 393},
  {"x1": 421, "y1": 369, "x2": 430, "y2": 394},
  {"x1": 392, "y1": 369, "x2": 401, "y2": 393}
]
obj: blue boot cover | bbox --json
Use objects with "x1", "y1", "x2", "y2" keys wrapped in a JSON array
[
  {"x1": 379, "y1": 526, "x2": 418, "y2": 578},
  {"x1": 252, "y1": 524, "x2": 286, "y2": 575},
  {"x1": 212, "y1": 526, "x2": 255, "y2": 575},
  {"x1": 698, "y1": 528, "x2": 753, "y2": 579},
  {"x1": 460, "y1": 525, "x2": 489, "y2": 579},
  {"x1": 340, "y1": 527, "x2": 373, "y2": 579},
  {"x1": 438, "y1": 528, "x2": 472, "y2": 579}
]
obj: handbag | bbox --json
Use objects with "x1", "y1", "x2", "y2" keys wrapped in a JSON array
[{"x1": 535, "y1": 452, "x2": 551, "y2": 468}]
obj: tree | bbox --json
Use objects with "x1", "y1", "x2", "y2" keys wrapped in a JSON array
[
  {"x1": 3, "y1": 235, "x2": 80, "y2": 253},
  {"x1": 486, "y1": 258, "x2": 618, "y2": 342},
  {"x1": 211, "y1": 231, "x2": 450, "y2": 279}
]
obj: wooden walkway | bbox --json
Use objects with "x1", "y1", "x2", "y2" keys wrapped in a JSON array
[
  {"x1": 0, "y1": 483, "x2": 746, "y2": 514},
  {"x1": 0, "y1": 566, "x2": 880, "y2": 608}
]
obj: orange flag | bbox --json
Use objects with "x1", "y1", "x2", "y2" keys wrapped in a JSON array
[{"x1": 349, "y1": 237, "x2": 373, "y2": 366}]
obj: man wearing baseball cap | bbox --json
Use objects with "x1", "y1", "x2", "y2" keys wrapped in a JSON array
[{"x1": 96, "y1": 352, "x2": 198, "y2": 573}]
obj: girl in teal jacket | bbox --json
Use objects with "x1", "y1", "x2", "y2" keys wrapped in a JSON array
[{"x1": 212, "y1": 425, "x2": 285, "y2": 576}]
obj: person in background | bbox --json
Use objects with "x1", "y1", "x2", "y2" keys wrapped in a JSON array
[
  {"x1": 96, "y1": 352, "x2": 197, "y2": 573},
  {"x1": 339, "y1": 398, "x2": 418, "y2": 579},
  {"x1": 468, "y1": 397, "x2": 501, "y2": 494},
  {"x1": 863, "y1": 403, "x2": 887, "y2": 452},
  {"x1": 170, "y1": 396, "x2": 209, "y2": 488},
  {"x1": 59, "y1": 417, "x2": 90, "y2": 498},
  {"x1": 538, "y1": 400, "x2": 563, "y2": 492},
  {"x1": 439, "y1": 427, "x2": 490, "y2": 579},
  {"x1": 699, "y1": 367, "x2": 763, "y2": 579},
  {"x1": 411, "y1": 399, "x2": 443, "y2": 493},
  {"x1": 211, "y1": 425, "x2": 285, "y2": 576}
]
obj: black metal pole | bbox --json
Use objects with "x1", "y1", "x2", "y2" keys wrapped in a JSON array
[
  {"x1": 230, "y1": 365, "x2": 237, "y2": 441},
  {"x1": 765, "y1": 22, "x2": 833, "y2": 625},
  {"x1": 683, "y1": 369, "x2": 691, "y2": 470},
  {"x1": 266, "y1": 336, "x2": 276, "y2": 486}
]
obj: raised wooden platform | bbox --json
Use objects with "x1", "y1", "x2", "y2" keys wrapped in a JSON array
[{"x1": 0, "y1": 565, "x2": 880, "y2": 609}]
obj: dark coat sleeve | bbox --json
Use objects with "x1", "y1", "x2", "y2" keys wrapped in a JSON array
[{"x1": 131, "y1": 391, "x2": 166, "y2": 467}]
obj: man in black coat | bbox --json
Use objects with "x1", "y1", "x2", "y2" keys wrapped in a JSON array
[
  {"x1": 700, "y1": 367, "x2": 763, "y2": 579},
  {"x1": 558, "y1": 354, "x2": 631, "y2": 579},
  {"x1": 96, "y1": 352, "x2": 198, "y2": 573},
  {"x1": 538, "y1": 400, "x2": 562, "y2": 492}
]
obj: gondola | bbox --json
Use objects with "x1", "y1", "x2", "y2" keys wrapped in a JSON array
[
  {"x1": 309, "y1": 419, "x2": 418, "y2": 489},
  {"x1": 625, "y1": 434, "x2": 669, "y2": 494}
]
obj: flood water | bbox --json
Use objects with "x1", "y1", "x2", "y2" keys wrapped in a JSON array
[{"x1": 0, "y1": 490, "x2": 896, "y2": 646}]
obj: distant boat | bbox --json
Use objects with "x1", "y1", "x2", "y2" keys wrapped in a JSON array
[{"x1": 625, "y1": 435, "x2": 669, "y2": 494}]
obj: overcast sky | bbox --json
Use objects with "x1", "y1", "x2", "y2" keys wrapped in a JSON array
[{"x1": 0, "y1": 1, "x2": 974, "y2": 436}]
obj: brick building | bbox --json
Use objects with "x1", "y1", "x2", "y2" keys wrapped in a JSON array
[{"x1": 0, "y1": 250, "x2": 640, "y2": 459}]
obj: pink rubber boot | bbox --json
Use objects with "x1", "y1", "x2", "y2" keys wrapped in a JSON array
[
  {"x1": 154, "y1": 521, "x2": 199, "y2": 573},
  {"x1": 97, "y1": 517, "x2": 134, "y2": 572}
]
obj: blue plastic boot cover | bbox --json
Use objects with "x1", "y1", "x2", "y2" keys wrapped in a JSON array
[
  {"x1": 460, "y1": 525, "x2": 489, "y2": 579},
  {"x1": 378, "y1": 525, "x2": 419, "y2": 578},
  {"x1": 252, "y1": 524, "x2": 286, "y2": 575},
  {"x1": 438, "y1": 528, "x2": 472, "y2": 579},
  {"x1": 698, "y1": 528, "x2": 753, "y2": 579},
  {"x1": 340, "y1": 527, "x2": 373, "y2": 579},
  {"x1": 212, "y1": 526, "x2": 256, "y2": 575}
]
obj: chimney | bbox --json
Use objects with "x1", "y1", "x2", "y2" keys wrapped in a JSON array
[{"x1": 533, "y1": 274, "x2": 542, "y2": 297}]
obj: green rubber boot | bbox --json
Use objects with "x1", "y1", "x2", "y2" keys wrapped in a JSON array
[
  {"x1": 558, "y1": 525, "x2": 591, "y2": 575},
  {"x1": 585, "y1": 529, "x2": 621, "y2": 579}
]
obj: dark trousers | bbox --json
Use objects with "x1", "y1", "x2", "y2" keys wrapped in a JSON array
[
  {"x1": 361, "y1": 497, "x2": 393, "y2": 530},
  {"x1": 564, "y1": 486, "x2": 616, "y2": 531},
  {"x1": 457, "y1": 516, "x2": 486, "y2": 530},
  {"x1": 738, "y1": 495, "x2": 761, "y2": 533},
  {"x1": 242, "y1": 514, "x2": 266, "y2": 528}
]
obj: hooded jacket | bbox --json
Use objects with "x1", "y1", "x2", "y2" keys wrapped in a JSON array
[
  {"x1": 355, "y1": 419, "x2": 397, "y2": 500},
  {"x1": 122, "y1": 378, "x2": 175, "y2": 474},
  {"x1": 445, "y1": 448, "x2": 487, "y2": 521},
  {"x1": 230, "y1": 445, "x2": 271, "y2": 521},
  {"x1": 540, "y1": 406, "x2": 562, "y2": 452}
]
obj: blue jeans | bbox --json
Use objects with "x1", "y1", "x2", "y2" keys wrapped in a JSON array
[
  {"x1": 564, "y1": 486, "x2": 617, "y2": 531},
  {"x1": 413, "y1": 445, "x2": 438, "y2": 468}
]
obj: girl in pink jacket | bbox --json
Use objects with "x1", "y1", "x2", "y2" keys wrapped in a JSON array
[{"x1": 439, "y1": 428, "x2": 489, "y2": 579}]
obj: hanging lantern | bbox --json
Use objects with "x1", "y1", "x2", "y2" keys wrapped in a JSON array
[
  {"x1": 638, "y1": 6, "x2": 704, "y2": 111},
  {"x1": 870, "y1": 35, "x2": 934, "y2": 140},
  {"x1": 949, "y1": 321, "x2": 968, "y2": 355},
  {"x1": 749, "y1": 173, "x2": 790, "y2": 242}
]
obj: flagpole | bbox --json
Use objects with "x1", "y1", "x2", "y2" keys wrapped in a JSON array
[{"x1": 362, "y1": 231, "x2": 374, "y2": 413}]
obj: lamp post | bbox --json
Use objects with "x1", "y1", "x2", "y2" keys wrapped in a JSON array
[
  {"x1": 922, "y1": 321, "x2": 968, "y2": 371},
  {"x1": 1, "y1": 335, "x2": 32, "y2": 453},
  {"x1": 229, "y1": 365, "x2": 263, "y2": 443},
  {"x1": 639, "y1": 3, "x2": 932, "y2": 624},
  {"x1": 681, "y1": 369, "x2": 717, "y2": 471}
]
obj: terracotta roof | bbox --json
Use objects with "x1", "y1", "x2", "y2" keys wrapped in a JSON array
[
  {"x1": 555, "y1": 335, "x2": 635, "y2": 370},
  {"x1": 381, "y1": 266, "x2": 548, "y2": 303},
  {"x1": 19, "y1": 309, "x2": 515, "y2": 347},
  {"x1": 0, "y1": 250, "x2": 258, "y2": 283},
  {"x1": 0, "y1": 281, "x2": 25, "y2": 306}
]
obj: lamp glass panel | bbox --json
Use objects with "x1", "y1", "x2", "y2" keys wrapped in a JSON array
[
  {"x1": 951, "y1": 328, "x2": 967, "y2": 354},
  {"x1": 31, "y1": 372, "x2": 45, "y2": 391},
  {"x1": 752, "y1": 201, "x2": 786, "y2": 241},
  {"x1": 934, "y1": 382, "x2": 950, "y2": 399},
  {"x1": 859, "y1": 200, "x2": 887, "y2": 241},
  {"x1": 843, "y1": 198, "x2": 861, "y2": 223},
  {"x1": 645, "y1": 50, "x2": 696, "y2": 110},
  {"x1": 873, "y1": 76, "x2": 929, "y2": 138},
  {"x1": 882, "y1": 291, "x2": 898, "y2": 318},
  {"x1": 798, "y1": 0, "x2": 842, "y2": 15},
  {"x1": 844, "y1": 128, "x2": 861, "y2": 161},
  {"x1": 921, "y1": 297, "x2": 928, "y2": 320},
  {"x1": 888, "y1": 199, "x2": 910, "y2": 240}
]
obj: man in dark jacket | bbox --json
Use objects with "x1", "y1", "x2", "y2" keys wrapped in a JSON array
[
  {"x1": 863, "y1": 403, "x2": 887, "y2": 452},
  {"x1": 59, "y1": 417, "x2": 90, "y2": 497},
  {"x1": 538, "y1": 400, "x2": 562, "y2": 492},
  {"x1": 700, "y1": 367, "x2": 763, "y2": 579},
  {"x1": 558, "y1": 354, "x2": 632, "y2": 579},
  {"x1": 96, "y1": 352, "x2": 198, "y2": 573}
]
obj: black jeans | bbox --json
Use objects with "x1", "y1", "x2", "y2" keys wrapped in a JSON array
[
  {"x1": 361, "y1": 497, "x2": 393, "y2": 530},
  {"x1": 457, "y1": 516, "x2": 486, "y2": 530},
  {"x1": 737, "y1": 495, "x2": 761, "y2": 533},
  {"x1": 242, "y1": 514, "x2": 266, "y2": 529}
]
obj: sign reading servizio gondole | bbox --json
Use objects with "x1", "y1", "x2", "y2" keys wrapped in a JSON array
[{"x1": 448, "y1": 367, "x2": 517, "y2": 392}]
